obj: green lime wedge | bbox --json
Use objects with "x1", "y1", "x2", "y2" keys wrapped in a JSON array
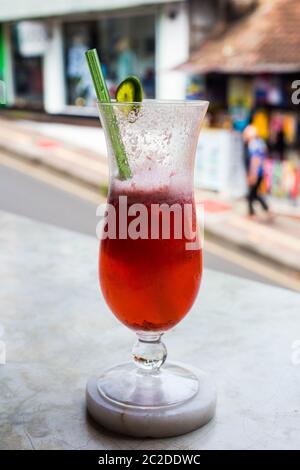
[{"x1": 116, "y1": 76, "x2": 143, "y2": 103}]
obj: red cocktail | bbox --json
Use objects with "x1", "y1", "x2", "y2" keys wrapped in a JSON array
[
  {"x1": 85, "y1": 49, "x2": 216, "y2": 435},
  {"x1": 91, "y1": 100, "x2": 213, "y2": 414},
  {"x1": 100, "y1": 190, "x2": 202, "y2": 332}
]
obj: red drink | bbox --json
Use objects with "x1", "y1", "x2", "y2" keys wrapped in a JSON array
[
  {"x1": 99, "y1": 190, "x2": 202, "y2": 332},
  {"x1": 92, "y1": 99, "x2": 211, "y2": 413}
]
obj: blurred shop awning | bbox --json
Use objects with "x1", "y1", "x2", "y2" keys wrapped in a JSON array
[{"x1": 178, "y1": 0, "x2": 300, "y2": 74}]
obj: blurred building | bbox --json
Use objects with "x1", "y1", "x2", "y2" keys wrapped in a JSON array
[
  {"x1": 181, "y1": 0, "x2": 300, "y2": 202},
  {"x1": 1, "y1": 1, "x2": 250, "y2": 113},
  {"x1": 0, "y1": 0, "x2": 224, "y2": 115},
  {"x1": 1, "y1": 0, "x2": 299, "y2": 201}
]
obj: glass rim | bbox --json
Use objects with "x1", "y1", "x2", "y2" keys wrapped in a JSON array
[{"x1": 97, "y1": 98, "x2": 209, "y2": 107}]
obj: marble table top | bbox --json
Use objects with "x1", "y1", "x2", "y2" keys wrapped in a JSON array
[{"x1": 0, "y1": 210, "x2": 300, "y2": 450}]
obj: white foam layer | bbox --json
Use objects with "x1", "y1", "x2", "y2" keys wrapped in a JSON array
[{"x1": 111, "y1": 168, "x2": 193, "y2": 200}]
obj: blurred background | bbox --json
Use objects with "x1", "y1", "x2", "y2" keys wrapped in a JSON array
[{"x1": 0, "y1": 0, "x2": 300, "y2": 291}]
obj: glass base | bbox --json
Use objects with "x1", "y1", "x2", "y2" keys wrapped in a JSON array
[{"x1": 97, "y1": 362, "x2": 199, "y2": 408}]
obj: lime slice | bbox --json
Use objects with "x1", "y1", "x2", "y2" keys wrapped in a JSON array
[{"x1": 116, "y1": 76, "x2": 143, "y2": 103}]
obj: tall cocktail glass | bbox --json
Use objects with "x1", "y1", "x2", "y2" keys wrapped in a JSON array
[{"x1": 97, "y1": 99, "x2": 208, "y2": 408}]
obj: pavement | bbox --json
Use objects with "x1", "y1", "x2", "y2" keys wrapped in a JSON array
[{"x1": 0, "y1": 115, "x2": 299, "y2": 274}]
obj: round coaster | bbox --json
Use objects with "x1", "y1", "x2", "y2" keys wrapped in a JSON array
[{"x1": 86, "y1": 363, "x2": 217, "y2": 438}]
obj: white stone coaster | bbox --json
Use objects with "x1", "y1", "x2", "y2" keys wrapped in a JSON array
[{"x1": 86, "y1": 366, "x2": 217, "y2": 438}]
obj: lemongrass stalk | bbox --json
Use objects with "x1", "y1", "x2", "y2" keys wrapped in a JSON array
[{"x1": 85, "y1": 49, "x2": 131, "y2": 180}]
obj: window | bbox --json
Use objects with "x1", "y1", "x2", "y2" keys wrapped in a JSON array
[{"x1": 64, "y1": 14, "x2": 155, "y2": 107}]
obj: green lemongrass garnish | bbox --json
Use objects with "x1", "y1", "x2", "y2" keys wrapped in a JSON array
[{"x1": 85, "y1": 48, "x2": 131, "y2": 180}]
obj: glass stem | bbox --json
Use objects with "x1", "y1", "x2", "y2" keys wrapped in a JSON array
[{"x1": 132, "y1": 332, "x2": 167, "y2": 372}]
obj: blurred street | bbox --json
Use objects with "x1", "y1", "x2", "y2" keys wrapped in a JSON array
[
  {"x1": 0, "y1": 156, "x2": 278, "y2": 285},
  {"x1": 1, "y1": 134, "x2": 300, "y2": 292},
  {"x1": 0, "y1": 153, "x2": 98, "y2": 234}
]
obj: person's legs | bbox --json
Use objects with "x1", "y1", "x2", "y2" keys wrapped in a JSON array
[
  {"x1": 256, "y1": 194, "x2": 269, "y2": 211},
  {"x1": 247, "y1": 185, "x2": 256, "y2": 216},
  {"x1": 254, "y1": 176, "x2": 269, "y2": 212}
]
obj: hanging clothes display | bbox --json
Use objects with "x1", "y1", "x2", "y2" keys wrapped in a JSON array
[
  {"x1": 261, "y1": 159, "x2": 300, "y2": 200},
  {"x1": 252, "y1": 110, "x2": 269, "y2": 141},
  {"x1": 228, "y1": 77, "x2": 254, "y2": 131}
]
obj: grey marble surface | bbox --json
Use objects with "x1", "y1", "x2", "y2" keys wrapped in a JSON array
[{"x1": 0, "y1": 210, "x2": 300, "y2": 450}]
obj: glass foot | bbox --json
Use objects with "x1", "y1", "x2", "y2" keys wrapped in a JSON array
[{"x1": 97, "y1": 361, "x2": 199, "y2": 408}]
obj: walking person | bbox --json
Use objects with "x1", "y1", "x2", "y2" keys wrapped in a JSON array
[{"x1": 243, "y1": 125, "x2": 270, "y2": 220}]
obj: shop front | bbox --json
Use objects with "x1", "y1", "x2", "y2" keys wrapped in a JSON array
[
  {"x1": 63, "y1": 14, "x2": 155, "y2": 108},
  {"x1": 1, "y1": 1, "x2": 189, "y2": 115},
  {"x1": 7, "y1": 12, "x2": 155, "y2": 112},
  {"x1": 179, "y1": 0, "x2": 300, "y2": 204},
  {"x1": 195, "y1": 72, "x2": 300, "y2": 202},
  {"x1": 10, "y1": 21, "x2": 47, "y2": 109}
]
